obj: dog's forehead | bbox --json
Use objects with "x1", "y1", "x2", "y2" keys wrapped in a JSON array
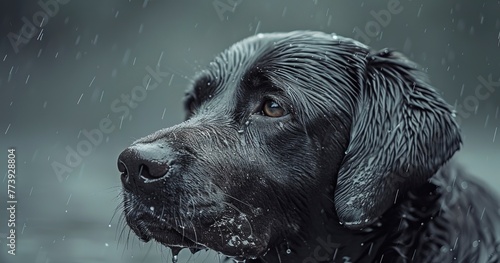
[
  {"x1": 202, "y1": 34, "x2": 272, "y2": 82},
  {"x1": 195, "y1": 31, "x2": 367, "y2": 84},
  {"x1": 186, "y1": 31, "x2": 369, "y2": 120}
]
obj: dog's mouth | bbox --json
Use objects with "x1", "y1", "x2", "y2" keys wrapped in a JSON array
[
  {"x1": 122, "y1": 193, "x2": 205, "y2": 249},
  {"x1": 127, "y1": 212, "x2": 202, "y2": 249},
  {"x1": 122, "y1": 191, "x2": 270, "y2": 259}
]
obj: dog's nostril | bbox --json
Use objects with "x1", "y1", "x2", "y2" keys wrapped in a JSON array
[
  {"x1": 117, "y1": 160, "x2": 127, "y2": 175},
  {"x1": 139, "y1": 162, "x2": 170, "y2": 179}
]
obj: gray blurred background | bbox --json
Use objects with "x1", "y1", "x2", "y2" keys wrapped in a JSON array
[{"x1": 0, "y1": 0, "x2": 499, "y2": 262}]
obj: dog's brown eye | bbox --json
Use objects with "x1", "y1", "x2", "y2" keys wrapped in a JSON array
[{"x1": 262, "y1": 100, "x2": 286, "y2": 117}]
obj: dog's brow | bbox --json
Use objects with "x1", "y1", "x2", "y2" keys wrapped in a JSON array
[{"x1": 190, "y1": 74, "x2": 217, "y2": 100}]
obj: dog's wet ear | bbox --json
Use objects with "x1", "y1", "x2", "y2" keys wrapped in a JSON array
[{"x1": 334, "y1": 49, "x2": 462, "y2": 229}]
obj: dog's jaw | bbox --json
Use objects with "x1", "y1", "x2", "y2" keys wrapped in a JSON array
[{"x1": 122, "y1": 189, "x2": 273, "y2": 259}]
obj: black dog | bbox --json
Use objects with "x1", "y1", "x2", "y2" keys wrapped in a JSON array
[{"x1": 118, "y1": 31, "x2": 500, "y2": 262}]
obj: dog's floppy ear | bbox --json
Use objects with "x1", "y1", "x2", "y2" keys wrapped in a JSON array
[{"x1": 334, "y1": 49, "x2": 462, "y2": 229}]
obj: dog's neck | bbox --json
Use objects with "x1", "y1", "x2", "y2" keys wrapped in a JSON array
[
  {"x1": 253, "y1": 181, "x2": 442, "y2": 263},
  {"x1": 255, "y1": 203, "x2": 391, "y2": 263}
]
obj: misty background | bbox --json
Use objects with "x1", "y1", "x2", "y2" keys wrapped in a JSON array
[{"x1": 0, "y1": 0, "x2": 499, "y2": 262}]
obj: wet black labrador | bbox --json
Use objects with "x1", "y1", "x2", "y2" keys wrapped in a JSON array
[{"x1": 117, "y1": 31, "x2": 500, "y2": 262}]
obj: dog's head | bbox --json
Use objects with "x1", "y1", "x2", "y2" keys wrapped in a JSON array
[{"x1": 117, "y1": 31, "x2": 461, "y2": 259}]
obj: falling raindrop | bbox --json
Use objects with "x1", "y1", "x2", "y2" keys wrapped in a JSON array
[
  {"x1": 254, "y1": 21, "x2": 261, "y2": 35},
  {"x1": 89, "y1": 76, "x2": 96, "y2": 87},
  {"x1": 158, "y1": 51, "x2": 164, "y2": 67},
  {"x1": 161, "y1": 108, "x2": 167, "y2": 120},
  {"x1": 66, "y1": 194, "x2": 72, "y2": 205},
  {"x1": 77, "y1": 93, "x2": 84, "y2": 105},
  {"x1": 37, "y1": 29, "x2": 44, "y2": 41},
  {"x1": 5, "y1": 123, "x2": 11, "y2": 135}
]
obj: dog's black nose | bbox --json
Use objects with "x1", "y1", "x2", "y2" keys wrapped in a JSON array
[{"x1": 118, "y1": 143, "x2": 171, "y2": 186}]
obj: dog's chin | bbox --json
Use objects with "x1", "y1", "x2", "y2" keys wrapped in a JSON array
[
  {"x1": 127, "y1": 214, "x2": 201, "y2": 249},
  {"x1": 124, "y1": 203, "x2": 271, "y2": 259}
]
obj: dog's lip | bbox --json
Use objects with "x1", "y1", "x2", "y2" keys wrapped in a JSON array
[
  {"x1": 124, "y1": 201, "x2": 211, "y2": 249},
  {"x1": 131, "y1": 213, "x2": 205, "y2": 249}
]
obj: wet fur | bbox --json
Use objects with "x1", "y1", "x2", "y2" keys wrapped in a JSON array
[{"x1": 119, "y1": 31, "x2": 500, "y2": 262}]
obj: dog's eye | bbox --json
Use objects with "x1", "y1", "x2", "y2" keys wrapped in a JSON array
[{"x1": 262, "y1": 100, "x2": 286, "y2": 117}]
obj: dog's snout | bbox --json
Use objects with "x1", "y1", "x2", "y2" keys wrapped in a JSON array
[{"x1": 118, "y1": 143, "x2": 171, "y2": 184}]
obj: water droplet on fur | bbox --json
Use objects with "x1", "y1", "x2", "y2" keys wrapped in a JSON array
[
  {"x1": 286, "y1": 248, "x2": 292, "y2": 254},
  {"x1": 440, "y1": 246, "x2": 449, "y2": 253},
  {"x1": 233, "y1": 258, "x2": 246, "y2": 263},
  {"x1": 252, "y1": 207, "x2": 263, "y2": 216},
  {"x1": 238, "y1": 129, "x2": 244, "y2": 134},
  {"x1": 170, "y1": 247, "x2": 182, "y2": 263}
]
